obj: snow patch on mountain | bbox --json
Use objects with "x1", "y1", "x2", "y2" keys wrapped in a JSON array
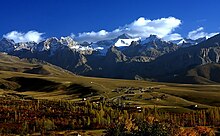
[
  {"x1": 114, "y1": 38, "x2": 140, "y2": 47},
  {"x1": 14, "y1": 42, "x2": 36, "y2": 51},
  {"x1": 171, "y1": 37, "x2": 207, "y2": 47}
]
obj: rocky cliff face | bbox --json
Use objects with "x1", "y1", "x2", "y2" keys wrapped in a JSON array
[
  {"x1": 140, "y1": 34, "x2": 220, "y2": 82},
  {"x1": 122, "y1": 35, "x2": 179, "y2": 62}
]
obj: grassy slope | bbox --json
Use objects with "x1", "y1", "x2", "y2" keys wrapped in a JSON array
[
  {"x1": 1, "y1": 53, "x2": 220, "y2": 111},
  {"x1": 170, "y1": 63, "x2": 220, "y2": 84},
  {"x1": 1, "y1": 70, "x2": 220, "y2": 110}
]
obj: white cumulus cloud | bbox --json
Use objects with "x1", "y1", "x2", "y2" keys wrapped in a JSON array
[
  {"x1": 73, "y1": 17, "x2": 182, "y2": 43},
  {"x1": 3, "y1": 31, "x2": 44, "y2": 43},
  {"x1": 73, "y1": 30, "x2": 110, "y2": 43},
  {"x1": 163, "y1": 33, "x2": 182, "y2": 41},
  {"x1": 188, "y1": 27, "x2": 219, "y2": 40}
]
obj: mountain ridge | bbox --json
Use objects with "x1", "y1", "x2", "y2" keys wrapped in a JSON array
[{"x1": 1, "y1": 33, "x2": 220, "y2": 84}]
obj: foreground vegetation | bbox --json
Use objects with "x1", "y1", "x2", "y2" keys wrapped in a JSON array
[{"x1": 0, "y1": 96, "x2": 219, "y2": 135}]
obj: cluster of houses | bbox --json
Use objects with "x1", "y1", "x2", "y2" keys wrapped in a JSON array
[
  {"x1": 79, "y1": 86, "x2": 166, "y2": 113},
  {"x1": 112, "y1": 86, "x2": 160, "y2": 94},
  {"x1": 111, "y1": 86, "x2": 164, "y2": 101}
]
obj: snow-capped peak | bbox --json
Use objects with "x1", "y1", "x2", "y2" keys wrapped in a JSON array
[
  {"x1": 89, "y1": 34, "x2": 141, "y2": 55},
  {"x1": 60, "y1": 36, "x2": 77, "y2": 46},
  {"x1": 171, "y1": 39, "x2": 186, "y2": 45},
  {"x1": 42, "y1": 37, "x2": 59, "y2": 50},
  {"x1": 14, "y1": 42, "x2": 36, "y2": 51},
  {"x1": 114, "y1": 38, "x2": 140, "y2": 47}
]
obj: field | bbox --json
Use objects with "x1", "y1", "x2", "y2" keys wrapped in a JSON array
[{"x1": 1, "y1": 69, "x2": 220, "y2": 111}]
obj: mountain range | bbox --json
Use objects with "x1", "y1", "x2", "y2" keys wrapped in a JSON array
[{"x1": 0, "y1": 33, "x2": 220, "y2": 84}]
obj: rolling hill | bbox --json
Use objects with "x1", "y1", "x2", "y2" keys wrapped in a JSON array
[
  {"x1": 0, "y1": 53, "x2": 220, "y2": 111},
  {"x1": 167, "y1": 63, "x2": 220, "y2": 84}
]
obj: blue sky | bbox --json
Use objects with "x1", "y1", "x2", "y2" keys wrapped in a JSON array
[{"x1": 1, "y1": 0, "x2": 220, "y2": 43}]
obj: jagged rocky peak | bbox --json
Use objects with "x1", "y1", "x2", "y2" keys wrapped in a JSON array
[
  {"x1": 60, "y1": 36, "x2": 78, "y2": 47},
  {"x1": 42, "y1": 37, "x2": 81, "y2": 51},
  {"x1": 0, "y1": 38, "x2": 16, "y2": 52},
  {"x1": 141, "y1": 35, "x2": 161, "y2": 44},
  {"x1": 41, "y1": 37, "x2": 55, "y2": 50},
  {"x1": 0, "y1": 37, "x2": 15, "y2": 45},
  {"x1": 14, "y1": 41, "x2": 37, "y2": 51},
  {"x1": 148, "y1": 34, "x2": 160, "y2": 40},
  {"x1": 106, "y1": 46, "x2": 127, "y2": 62},
  {"x1": 116, "y1": 33, "x2": 133, "y2": 39},
  {"x1": 44, "y1": 37, "x2": 59, "y2": 45}
]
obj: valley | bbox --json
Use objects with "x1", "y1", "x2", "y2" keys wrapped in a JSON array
[
  {"x1": 0, "y1": 53, "x2": 219, "y2": 135},
  {"x1": 2, "y1": 71, "x2": 220, "y2": 109}
]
